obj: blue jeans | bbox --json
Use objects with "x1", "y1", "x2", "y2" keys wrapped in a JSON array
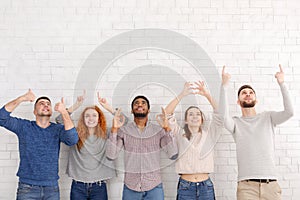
[
  {"x1": 16, "y1": 182, "x2": 59, "y2": 200},
  {"x1": 122, "y1": 183, "x2": 164, "y2": 200},
  {"x1": 70, "y1": 180, "x2": 108, "y2": 200},
  {"x1": 177, "y1": 177, "x2": 215, "y2": 200}
]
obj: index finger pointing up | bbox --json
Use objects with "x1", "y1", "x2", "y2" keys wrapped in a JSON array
[
  {"x1": 222, "y1": 65, "x2": 226, "y2": 74},
  {"x1": 279, "y1": 64, "x2": 283, "y2": 72}
]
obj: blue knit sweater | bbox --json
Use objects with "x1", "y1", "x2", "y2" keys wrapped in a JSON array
[{"x1": 0, "y1": 106, "x2": 78, "y2": 186}]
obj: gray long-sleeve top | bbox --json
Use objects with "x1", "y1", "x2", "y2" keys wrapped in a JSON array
[{"x1": 221, "y1": 83, "x2": 294, "y2": 181}]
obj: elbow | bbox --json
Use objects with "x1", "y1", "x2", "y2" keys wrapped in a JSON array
[
  {"x1": 106, "y1": 154, "x2": 117, "y2": 161},
  {"x1": 68, "y1": 136, "x2": 79, "y2": 146},
  {"x1": 68, "y1": 134, "x2": 79, "y2": 146},
  {"x1": 287, "y1": 110, "x2": 294, "y2": 118},
  {"x1": 170, "y1": 153, "x2": 178, "y2": 160}
]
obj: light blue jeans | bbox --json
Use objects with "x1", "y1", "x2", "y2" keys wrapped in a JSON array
[
  {"x1": 177, "y1": 177, "x2": 215, "y2": 200},
  {"x1": 16, "y1": 182, "x2": 59, "y2": 200},
  {"x1": 122, "y1": 183, "x2": 164, "y2": 200}
]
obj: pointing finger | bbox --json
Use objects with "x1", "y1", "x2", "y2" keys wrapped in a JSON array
[
  {"x1": 222, "y1": 65, "x2": 226, "y2": 74},
  {"x1": 279, "y1": 64, "x2": 283, "y2": 72}
]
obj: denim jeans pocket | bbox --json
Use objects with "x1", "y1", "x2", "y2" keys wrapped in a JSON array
[
  {"x1": 178, "y1": 180, "x2": 191, "y2": 190},
  {"x1": 17, "y1": 183, "x2": 33, "y2": 194},
  {"x1": 205, "y1": 178, "x2": 214, "y2": 188}
]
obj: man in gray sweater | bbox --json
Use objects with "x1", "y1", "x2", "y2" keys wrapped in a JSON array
[{"x1": 221, "y1": 65, "x2": 294, "y2": 200}]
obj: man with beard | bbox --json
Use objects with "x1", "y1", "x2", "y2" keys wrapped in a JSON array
[
  {"x1": 106, "y1": 95, "x2": 178, "y2": 200},
  {"x1": 221, "y1": 65, "x2": 294, "y2": 200},
  {"x1": 0, "y1": 89, "x2": 78, "y2": 200}
]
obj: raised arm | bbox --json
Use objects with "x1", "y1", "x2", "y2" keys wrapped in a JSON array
[
  {"x1": 270, "y1": 64, "x2": 294, "y2": 124},
  {"x1": 106, "y1": 108, "x2": 125, "y2": 160},
  {"x1": 165, "y1": 82, "x2": 193, "y2": 115},
  {"x1": 194, "y1": 81, "x2": 217, "y2": 111},
  {"x1": 54, "y1": 98, "x2": 75, "y2": 130},
  {"x1": 97, "y1": 92, "x2": 115, "y2": 114},
  {"x1": 55, "y1": 91, "x2": 85, "y2": 124},
  {"x1": 221, "y1": 66, "x2": 235, "y2": 133},
  {"x1": 5, "y1": 89, "x2": 36, "y2": 112},
  {"x1": 67, "y1": 90, "x2": 85, "y2": 113}
]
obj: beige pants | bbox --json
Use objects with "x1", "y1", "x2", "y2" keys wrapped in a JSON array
[{"x1": 237, "y1": 180, "x2": 281, "y2": 200}]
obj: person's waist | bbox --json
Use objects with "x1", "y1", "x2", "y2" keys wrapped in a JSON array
[
  {"x1": 242, "y1": 179, "x2": 277, "y2": 183},
  {"x1": 73, "y1": 179, "x2": 106, "y2": 185},
  {"x1": 179, "y1": 176, "x2": 211, "y2": 185},
  {"x1": 180, "y1": 173, "x2": 209, "y2": 182}
]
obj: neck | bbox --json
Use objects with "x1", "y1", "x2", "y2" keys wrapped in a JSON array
[
  {"x1": 88, "y1": 127, "x2": 96, "y2": 135},
  {"x1": 134, "y1": 116, "x2": 148, "y2": 130},
  {"x1": 188, "y1": 126, "x2": 200, "y2": 134},
  {"x1": 36, "y1": 116, "x2": 51, "y2": 128},
  {"x1": 241, "y1": 107, "x2": 256, "y2": 117}
]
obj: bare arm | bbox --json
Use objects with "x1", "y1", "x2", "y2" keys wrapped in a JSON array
[
  {"x1": 55, "y1": 91, "x2": 85, "y2": 124},
  {"x1": 194, "y1": 81, "x2": 217, "y2": 111},
  {"x1": 67, "y1": 90, "x2": 85, "y2": 113},
  {"x1": 5, "y1": 89, "x2": 36, "y2": 112},
  {"x1": 165, "y1": 82, "x2": 193, "y2": 114},
  {"x1": 97, "y1": 92, "x2": 115, "y2": 114}
]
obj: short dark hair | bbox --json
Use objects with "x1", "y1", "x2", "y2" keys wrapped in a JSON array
[
  {"x1": 131, "y1": 95, "x2": 150, "y2": 110},
  {"x1": 237, "y1": 85, "x2": 255, "y2": 97},
  {"x1": 34, "y1": 96, "x2": 51, "y2": 106}
]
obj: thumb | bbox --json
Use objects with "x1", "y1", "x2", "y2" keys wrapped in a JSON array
[{"x1": 61, "y1": 97, "x2": 64, "y2": 104}]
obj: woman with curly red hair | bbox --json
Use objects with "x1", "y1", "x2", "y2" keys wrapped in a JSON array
[{"x1": 56, "y1": 93, "x2": 116, "y2": 200}]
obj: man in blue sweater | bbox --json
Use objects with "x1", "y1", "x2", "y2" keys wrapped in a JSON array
[{"x1": 0, "y1": 89, "x2": 79, "y2": 200}]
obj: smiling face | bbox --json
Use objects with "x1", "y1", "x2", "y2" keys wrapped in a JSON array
[
  {"x1": 34, "y1": 99, "x2": 52, "y2": 117},
  {"x1": 238, "y1": 88, "x2": 257, "y2": 108},
  {"x1": 185, "y1": 107, "x2": 203, "y2": 128},
  {"x1": 132, "y1": 98, "x2": 149, "y2": 118},
  {"x1": 84, "y1": 108, "x2": 99, "y2": 128}
]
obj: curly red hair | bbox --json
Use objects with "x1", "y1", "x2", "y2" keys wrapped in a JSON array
[{"x1": 76, "y1": 106, "x2": 107, "y2": 150}]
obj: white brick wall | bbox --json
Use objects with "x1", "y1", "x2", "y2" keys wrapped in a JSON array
[{"x1": 0, "y1": 0, "x2": 300, "y2": 199}]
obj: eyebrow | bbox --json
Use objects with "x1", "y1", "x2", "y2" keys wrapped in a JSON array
[
  {"x1": 134, "y1": 100, "x2": 146, "y2": 103},
  {"x1": 38, "y1": 100, "x2": 51, "y2": 104}
]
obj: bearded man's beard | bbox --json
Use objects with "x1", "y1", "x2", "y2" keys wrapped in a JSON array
[
  {"x1": 241, "y1": 100, "x2": 256, "y2": 108},
  {"x1": 133, "y1": 112, "x2": 148, "y2": 118}
]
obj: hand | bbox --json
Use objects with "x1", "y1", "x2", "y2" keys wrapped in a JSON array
[
  {"x1": 54, "y1": 98, "x2": 67, "y2": 113},
  {"x1": 181, "y1": 82, "x2": 194, "y2": 96},
  {"x1": 97, "y1": 92, "x2": 108, "y2": 106},
  {"x1": 112, "y1": 108, "x2": 125, "y2": 129},
  {"x1": 97, "y1": 92, "x2": 114, "y2": 113},
  {"x1": 193, "y1": 81, "x2": 210, "y2": 97},
  {"x1": 222, "y1": 65, "x2": 231, "y2": 86},
  {"x1": 76, "y1": 90, "x2": 86, "y2": 106},
  {"x1": 22, "y1": 89, "x2": 36, "y2": 102},
  {"x1": 156, "y1": 107, "x2": 170, "y2": 131},
  {"x1": 275, "y1": 64, "x2": 284, "y2": 84}
]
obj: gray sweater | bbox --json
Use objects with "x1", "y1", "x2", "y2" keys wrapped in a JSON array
[
  {"x1": 221, "y1": 83, "x2": 294, "y2": 181},
  {"x1": 55, "y1": 115, "x2": 116, "y2": 182},
  {"x1": 67, "y1": 134, "x2": 116, "y2": 182}
]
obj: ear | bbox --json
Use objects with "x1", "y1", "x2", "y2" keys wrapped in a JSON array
[
  {"x1": 33, "y1": 109, "x2": 37, "y2": 116},
  {"x1": 237, "y1": 99, "x2": 240, "y2": 106}
]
